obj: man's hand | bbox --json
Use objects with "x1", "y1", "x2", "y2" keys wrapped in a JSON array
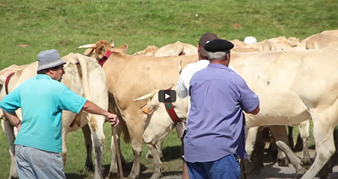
[
  {"x1": 14, "y1": 120, "x2": 21, "y2": 132},
  {"x1": 106, "y1": 113, "x2": 119, "y2": 127},
  {"x1": 16, "y1": 123, "x2": 21, "y2": 132}
]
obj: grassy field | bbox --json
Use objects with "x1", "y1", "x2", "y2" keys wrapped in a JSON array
[{"x1": 0, "y1": 0, "x2": 337, "y2": 178}]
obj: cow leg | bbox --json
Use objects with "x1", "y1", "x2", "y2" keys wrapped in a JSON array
[
  {"x1": 2, "y1": 120, "x2": 19, "y2": 179},
  {"x1": 288, "y1": 126, "x2": 295, "y2": 151},
  {"x1": 293, "y1": 134, "x2": 303, "y2": 152},
  {"x1": 147, "y1": 144, "x2": 163, "y2": 179},
  {"x1": 157, "y1": 141, "x2": 163, "y2": 161},
  {"x1": 61, "y1": 127, "x2": 69, "y2": 167},
  {"x1": 316, "y1": 129, "x2": 338, "y2": 179},
  {"x1": 298, "y1": 120, "x2": 311, "y2": 169},
  {"x1": 300, "y1": 111, "x2": 336, "y2": 179},
  {"x1": 109, "y1": 123, "x2": 127, "y2": 178},
  {"x1": 245, "y1": 127, "x2": 258, "y2": 161},
  {"x1": 88, "y1": 115, "x2": 106, "y2": 179},
  {"x1": 245, "y1": 127, "x2": 264, "y2": 175},
  {"x1": 125, "y1": 114, "x2": 146, "y2": 179},
  {"x1": 145, "y1": 148, "x2": 152, "y2": 159},
  {"x1": 145, "y1": 141, "x2": 164, "y2": 161},
  {"x1": 269, "y1": 125, "x2": 289, "y2": 166},
  {"x1": 275, "y1": 141, "x2": 306, "y2": 178},
  {"x1": 81, "y1": 124, "x2": 94, "y2": 174}
]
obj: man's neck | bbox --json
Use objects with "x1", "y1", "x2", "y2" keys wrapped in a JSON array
[
  {"x1": 210, "y1": 60, "x2": 228, "y2": 67},
  {"x1": 45, "y1": 72, "x2": 56, "y2": 80},
  {"x1": 199, "y1": 56, "x2": 209, "y2": 61}
]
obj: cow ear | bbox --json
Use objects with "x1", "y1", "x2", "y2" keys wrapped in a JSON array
[{"x1": 114, "y1": 44, "x2": 128, "y2": 53}]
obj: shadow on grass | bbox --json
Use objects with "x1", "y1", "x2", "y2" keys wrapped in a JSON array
[
  {"x1": 103, "y1": 162, "x2": 148, "y2": 179},
  {"x1": 103, "y1": 160, "x2": 182, "y2": 179},
  {"x1": 65, "y1": 173, "x2": 88, "y2": 179},
  {"x1": 162, "y1": 146, "x2": 182, "y2": 161}
]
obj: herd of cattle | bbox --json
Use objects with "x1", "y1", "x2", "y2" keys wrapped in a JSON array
[{"x1": 1, "y1": 29, "x2": 338, "y2": 179}]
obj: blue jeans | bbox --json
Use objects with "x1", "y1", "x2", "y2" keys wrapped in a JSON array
[
  {"x1": 15, "y1": 145, "x2": 66, "y2": 179},
  {"x1": 187, "y1": 154, "x2": 240, "y2": 179}
]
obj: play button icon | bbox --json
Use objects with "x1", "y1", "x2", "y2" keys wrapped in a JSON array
[
  {"x1": 159, "y1": 90, "x2": 176, "y2": 103},
  {"x1": 165, "y1": 93, "x2": 170, "y2": 100}
]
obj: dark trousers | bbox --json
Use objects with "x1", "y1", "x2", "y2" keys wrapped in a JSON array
[{"x1": 186, "y1": 154, "x2": 240, "y2": 179}]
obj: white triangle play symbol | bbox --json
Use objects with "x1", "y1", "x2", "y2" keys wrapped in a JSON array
[{"x1": 165, "y1": 93, "x2": 170, "y2": 99}]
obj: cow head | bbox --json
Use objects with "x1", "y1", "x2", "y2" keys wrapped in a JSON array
[
  {"x1": 75, "y1": 40, "x2": 128, "y2": 63},
  {"x1": 133, "y1": 45, "x2": 158, "y2": 56},
  {"x1": 287, "y1": 37, "x2": 301, "y2": 47},
  {"x1": 134, "y1": 89, "x2": 188, "y2": 145}
]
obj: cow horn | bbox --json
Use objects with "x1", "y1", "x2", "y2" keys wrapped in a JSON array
[
  {"x1": 178, "y1": 59, "x2": 182, "y2": 74},
  {"x1": 75, "y1": 44, "x2": 97, "y2": 50},
  {"x1": 111, "y1": 39, "x2": 115, "y2": 47},
  {"x1": 134, "y1": 90, "x2": 157, "y2": 101}
]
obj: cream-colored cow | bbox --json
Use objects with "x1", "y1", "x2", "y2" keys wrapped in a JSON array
[
  {"x1": 0, "y1": 53, "x2": 108, "y2": 179},
  {"x1": 134, "y1": 87, "x2": 290, "y2": 173},
  {"x1": 295, "y1": 29, "x2": 338, "y2": 50},
  {"x1": 134, "y1": 49, "x2": 338, "y2": 179},
  {"x1": 154, "y1": 41, "x2": 198, "y2": 56},
  {"x1": 75, "y1": 40, "x2": 198, "y2": 179},
  {"x1": 134, "y1": 45, "x2": 159, "y2": 56}
]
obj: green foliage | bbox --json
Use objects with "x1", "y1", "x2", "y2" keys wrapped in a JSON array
[{"x1": 0, "y1": 0, "x2": 337, "y2": 178}]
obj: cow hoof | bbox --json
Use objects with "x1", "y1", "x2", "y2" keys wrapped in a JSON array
[
  {"x1": 294, "y1": 168, "x2": 306, "y2": 179},
  {"x1": 82, "y1": 166, "x2": 92, "y2": 174},
  {"x1": 293, "y1": 174, "x2": 303, "y2": 179},
  {"x1": 145, "y1": 153, "x2": 153, "y2": 159},
  {"x1": 277, "y1": 159, "x2": 289, "y2": 167},
  {"x1": 150, "y1": 173, "x2": 162, "y2": 179},
  {"x1": 300, "y1": 158, "x2": 312, "y2": 170},
  {"x1": 107, "y1": 173, "x2": 120, "y2": 179},
  {"x1": 301, "y1": 162, "x2": 312, "y2": 170}
]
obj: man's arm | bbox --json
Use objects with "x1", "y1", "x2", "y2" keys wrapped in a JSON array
[
  {"x1": 82, "y1": 100, "x2": 119, "y2": 127},
  {"x1": 247, "y1": 104, "x2": 260, "y2": 115},
  {"x1": 0, "y1": 87, "x2": 22, "y2": 131},
  {"x1": 3, "y1": 111, "x2": 22, "y2": 131},
  {"x1": 176, "y1": 69, "x2": 188, "y2": 99},
  {"x1": 236, "y1": 77, "x2": 260, "y2": 115},
  {"x1": 59, "y1": 88, "x2": 119, "y2": 127}
]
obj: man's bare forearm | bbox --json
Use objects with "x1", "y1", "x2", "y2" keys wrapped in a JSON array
[
  {"x1": 82, "y1": 100, "x2": 110, "y2": 117},
  {"x1": 3, "y1": 111, "x2": 21, "y2": 127}
]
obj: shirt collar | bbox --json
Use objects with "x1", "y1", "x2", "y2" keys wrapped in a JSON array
[
  {"x1": 207, "y1": 63, "x2": 232, "y2": 71},
  {"x1": 196, "y1": 59, "x2": 210, "y2": 64},
  {"x1": 35, "y1": 74, "x2": 53, "y2": 80}
]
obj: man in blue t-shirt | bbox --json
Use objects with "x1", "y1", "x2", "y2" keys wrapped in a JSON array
[
  {"x1": 184, "y1": 39, "x2": 260, "y2": 179},
  {"x1": 0, "y1": 49, "x2": 119, "y2": 179}
]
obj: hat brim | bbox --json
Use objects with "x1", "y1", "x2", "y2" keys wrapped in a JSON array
[{"x1": 37, "y1": 59, "x2": 66, "y2": 71}]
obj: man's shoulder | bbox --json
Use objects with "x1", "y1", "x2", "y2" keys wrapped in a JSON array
[
  {"x1": 182, "y1": 61, "x2": 209, "y2": 75},
  {"x1": 40, "y1": 79, "x2": 68, "y2": 92}
]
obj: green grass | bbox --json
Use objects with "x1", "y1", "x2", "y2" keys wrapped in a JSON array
[
  {"x1": 0, "y1": 0, "x2": 337, "y2": 69},
  {"x1": 0, "y1": 0, "x2": 337, "y2": 178}
]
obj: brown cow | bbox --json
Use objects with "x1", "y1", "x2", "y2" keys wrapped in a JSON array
[{"x1": 76, "y1": 40, "x2": 198, "y2": 179}]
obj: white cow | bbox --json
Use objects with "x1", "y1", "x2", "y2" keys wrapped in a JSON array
[
  {"x1": 135, "y1": 49, "x2": 338, "y2": 179},
  {"x1": 154, "y1": 41, "x2": 198, "y2": 56},
  {"x1": 0, "y1": 53, "x2": 109, "y2": 179}
]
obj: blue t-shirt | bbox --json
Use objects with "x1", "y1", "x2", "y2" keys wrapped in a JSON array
[
  {"x1": 0, "y1": 74, "x2": 87, "y2": 153},
  {"x1": 184, "y1": 63, "x2": 259, "y2": 162}
]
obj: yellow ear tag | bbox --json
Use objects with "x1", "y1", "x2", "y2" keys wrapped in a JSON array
[{"x1": 142, "y1": 107, "x2": 150, "y2": 114}]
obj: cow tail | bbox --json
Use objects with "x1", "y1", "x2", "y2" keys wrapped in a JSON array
[{"x1": 120, "y1": 119, "x2": 131, "y2": 143}]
